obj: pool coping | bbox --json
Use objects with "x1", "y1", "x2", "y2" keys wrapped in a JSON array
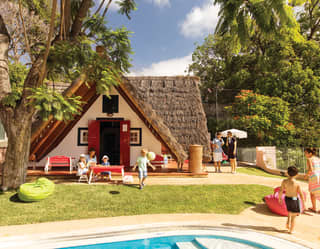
[{"x1": 0, "y1": 223, "x2": 315, "y2": 249}]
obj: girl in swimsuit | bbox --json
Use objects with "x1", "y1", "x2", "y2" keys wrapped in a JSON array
[{"x1": 305, "y1": 148, "x2": 320, "y2": 213}]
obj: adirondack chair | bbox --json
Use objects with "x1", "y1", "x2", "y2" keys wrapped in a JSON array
[{"x1": 45, "y1": 155, "x2": 73, "y2": 173}]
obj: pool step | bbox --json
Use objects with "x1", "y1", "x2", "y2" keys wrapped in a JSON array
[
  {"x1": 195, "y1": 238, "x2": 257, "y2": 249},
  {"x1": 175, "y1": 241, "x2": 199, "y2": 249}
]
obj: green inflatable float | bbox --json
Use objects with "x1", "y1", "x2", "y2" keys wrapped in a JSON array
[{"x1": 18, "y1": 177, "x2": 55, "y2": 202}]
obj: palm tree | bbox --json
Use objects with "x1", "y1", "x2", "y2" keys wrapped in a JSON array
[{"x1": 213, "y1": 0, "x2": 298, "y2": 45}]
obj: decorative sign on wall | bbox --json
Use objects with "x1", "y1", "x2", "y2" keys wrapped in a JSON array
[
  {"x1": 130, "y1": 128, "x2": 142, "y2": 146},
  {"x1": 78, "y1": 128, "x2": 88, "y2": 146}
]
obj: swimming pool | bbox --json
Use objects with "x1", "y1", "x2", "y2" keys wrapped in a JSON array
[
  {"x1": 58, "y1": 227, "x2": 310, "y2": 249},
  {"x1": 60, "y1": 234, "x2": 271, "y2": 249},
  {"x1": 0, "y1": 224, "x2": 311, "y2": 248}
]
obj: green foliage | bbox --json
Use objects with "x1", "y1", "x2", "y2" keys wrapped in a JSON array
[
  {"x1": 117, "y1": 0, "x2": 137, "y2": 19},
  {"x1": 213, "y1": 0, "x2": 300, "y2": 47},
  {"x1": 21, "y1": 0, "x2": 51, "y2": 22},
  {"x1": 2, "y1": 63, "x2": 28, "y2": 108},
  {"x1": 225, "y1": 90, "x2": 295, "y2": 146},
  {"x1": 296, "y1": 0, "x2": 320, "y2": 41},
  {"x1": 190, "y1": 31, "x2": 320, "y2": 147},
  {"x1": 27, "y1": 86, "x2": 83, "y2": 121}
]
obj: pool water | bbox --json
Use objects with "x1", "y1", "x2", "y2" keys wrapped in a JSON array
[{"x1": 60, "y1": 235, "x2": 272, "y2": 249}]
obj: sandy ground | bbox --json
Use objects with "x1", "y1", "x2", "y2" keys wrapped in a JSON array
[{"x1": 0, "y1": 166, "x2": 319, "y2": 248}]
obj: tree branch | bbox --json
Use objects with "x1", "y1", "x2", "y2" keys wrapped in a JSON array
[
  {"x1": 60, "y1": 0, "x2": 65, "y2": 40},
  {"x1": 95, "y1": 0, "x2": 106, "y2": 15},
  {"x1": 38, "y1": 0, "x2": 58, "y2": 86},
  {"x1": 308, "y1": 17, "x2": 320, "y2": 40},
  {"x1": 70, "y1": 0, "x2": 92, "y2": 39},
  {"x1": 18, "y1": 0, "x2": 34, "y2": 63},
  {"x1": 102, "y1": 0, "x2": 113, "y2": 18},
  {"x1": 0, "y1": 14, "x2": 11, "y2": 101},
  {"x1": 64, "y1": 0, "x2": 71, "y2": 39}
]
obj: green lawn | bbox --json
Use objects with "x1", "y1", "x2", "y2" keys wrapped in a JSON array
[
  {"x1": 237, "y1": 167, "x2": 285, "y2": 179},
  {"x1": 0, "y1": 184, "x2": 272, "y2": 226}
]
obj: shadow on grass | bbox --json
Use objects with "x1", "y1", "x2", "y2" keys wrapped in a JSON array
[
  {"x1": 9, "y1": 193, "x2": 25, "y2": 203},
  {"x1": 123, "y1": 184, "x2": 140, "y2": 190},
  {"x1": 109, "y1": 191, "x2": 120, "y2": 195},
  {"x1": 249, "y1": 203, "x2": 281, "y2": 217},
  {"x1": 222, "y1": 223, "x2": 288, "y2": 233},
  {"x1": 244, "y1": 201, "x2": 257, "y2": 206}
]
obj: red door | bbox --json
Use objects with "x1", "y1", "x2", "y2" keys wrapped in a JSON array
[
  {"x1": 88, "y1": 120, "x2": 100, "y2": 160},
  {"x1": 120, "y1": 120, "x2": 130, "y2": 166}
]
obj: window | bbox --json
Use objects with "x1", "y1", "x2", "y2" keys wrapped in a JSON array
[
  {"x1": 130, "y1": 128, "x2": 142, "y2": 146},
  {"x1": 78, "y1": 128, "x2": 88, "y2": 146},
  {"x1": 102, "y1": 95, "x2": 119, "y2": 114}
]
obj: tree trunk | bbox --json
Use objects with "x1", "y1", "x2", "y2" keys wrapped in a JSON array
[
  {"x1": 0, "y1": 103, "x2": 34, "y2": 191},
  {"x1": 70, "y1": 0, "x2": 92, "y2": 39},
  {"x1": 0, "y1": 14, "x2": 11, "y2": 101}
]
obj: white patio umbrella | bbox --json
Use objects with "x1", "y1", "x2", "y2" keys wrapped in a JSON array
[{"x1": 221, "y1": 129, "x2": 247, "y2": 139}]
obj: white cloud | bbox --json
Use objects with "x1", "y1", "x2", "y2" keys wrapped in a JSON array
[
  {"x1": 129, "y1": 54, "x2": 193, "y2": 76},
  {"x1": 108, "y1": 1, "x2": 120, "y2": 11},
  {"x1": 145, "y1": 0, "x2": 171, "y2": 8},
  {"x1": 153, "y1": 0, "x2": 170, "y2": 8},
  {"x1": 180, "y1": 1, "x2": 220, "y2": 38}
]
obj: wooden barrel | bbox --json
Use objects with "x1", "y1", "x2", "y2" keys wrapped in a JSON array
[{"x1": 189, "y1": 144, "x2": 203, "y2": 173}]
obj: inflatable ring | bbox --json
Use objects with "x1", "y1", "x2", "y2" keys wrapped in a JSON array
[{"x1": 264, "y1": 187, "x2": 306, "y2": 216}]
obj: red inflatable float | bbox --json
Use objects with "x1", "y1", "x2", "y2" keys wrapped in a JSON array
[{"x1": 264, "y1": 187, "x2": 307, "y2": 216}]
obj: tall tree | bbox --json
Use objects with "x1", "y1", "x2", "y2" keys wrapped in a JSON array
[{"x1": 0, "y1": 0, "x2": 137, "y2": 191}]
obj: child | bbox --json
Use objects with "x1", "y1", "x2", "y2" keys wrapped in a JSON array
[
  {"x1": 132, "y1": 149, "x2": 155, "y2": 190},
  {"x1": 278, "y1": 166, "x2": 306, "y2": 234},
  {"x1": 100, "y1": 155, "x2": 112, "y2": 181},
  {"x1": 77, "y1": 154, "x2": 89, "y2": 176}
]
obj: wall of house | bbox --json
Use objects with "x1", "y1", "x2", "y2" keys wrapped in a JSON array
[{"x1": 34, "y1": 87, "x2": 161, "y2": 166}]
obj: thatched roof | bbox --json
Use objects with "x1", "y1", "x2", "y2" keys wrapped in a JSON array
[
  {"x1": 30, "y1": 76, "x2": 211, "y2": 163},
  {"x1": 122, "y1": 76, "x2": 211, "y2": 161}
]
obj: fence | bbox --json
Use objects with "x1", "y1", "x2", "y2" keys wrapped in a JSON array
[
  {"x1": 237, "y1": 147, "x2": 256, "y2": 163},
  {"x1": 239, "y1": 147, "x2": 319, "y2": 174},
  {"x1": 276, "y1": 147, "x2": 312, "y2": 173}
]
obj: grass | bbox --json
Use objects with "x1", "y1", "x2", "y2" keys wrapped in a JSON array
[
  {"x1": 237, "y1": 167, "x2": 285, "y2": 179},
  {"x1": 0, "y1": 184, "x2": 272, "y2": 226}
]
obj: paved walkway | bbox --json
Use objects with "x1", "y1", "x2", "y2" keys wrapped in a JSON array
[{"x1": 0, "y1": 166, "x2": 319, "y2": 248}]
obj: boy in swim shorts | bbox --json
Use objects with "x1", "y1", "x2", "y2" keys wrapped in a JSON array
[
  {"x1": 132, "y1": 149, "x2": 155, "y2": 190},
  {"x1": 278, "y1": 166, "x2": 306, "y2": 234}
]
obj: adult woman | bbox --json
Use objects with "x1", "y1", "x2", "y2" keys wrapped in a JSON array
[
  {"x1": 212, "y1": 132, "x2": 224, "y2": 173},
  {"x1": 305, "y1": 148, "x2": 320, "y2": 213},
  {"x1": 226, "y1": 131, "x2": 237, "y2": 174},
  {"x1": 86, "y1": 147, "x2": 97, "y2": 167}
]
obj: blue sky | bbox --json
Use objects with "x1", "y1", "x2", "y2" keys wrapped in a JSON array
[{"x1": 101, "y1": 0, "x2": 220, "y2": 75}]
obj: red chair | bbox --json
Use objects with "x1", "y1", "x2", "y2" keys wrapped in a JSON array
[{"x1": 45, "y1": 156, "x2": 73, "y2": 173}]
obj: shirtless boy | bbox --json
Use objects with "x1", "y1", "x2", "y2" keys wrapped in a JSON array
[{"x1": 278, "y1": 166, "x2": 306, "y2": 234}]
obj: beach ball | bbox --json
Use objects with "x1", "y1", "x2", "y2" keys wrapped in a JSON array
[{"x1": 147, "y1": 151, "x2": 156, "y2": 161}]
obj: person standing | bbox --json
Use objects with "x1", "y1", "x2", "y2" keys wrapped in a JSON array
[
  {"x1": 226, "y1": 131, "x2": 237, "y2": 174},
  {"x1": 278, "y1": 166, "x2": 306, "y2": 234},
  {"x1": 212, "y1": 132, "x2": 224, "y2": 173},
  {"x1": 304, "y1": 148, "x2": 320, "y2": 213}
]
